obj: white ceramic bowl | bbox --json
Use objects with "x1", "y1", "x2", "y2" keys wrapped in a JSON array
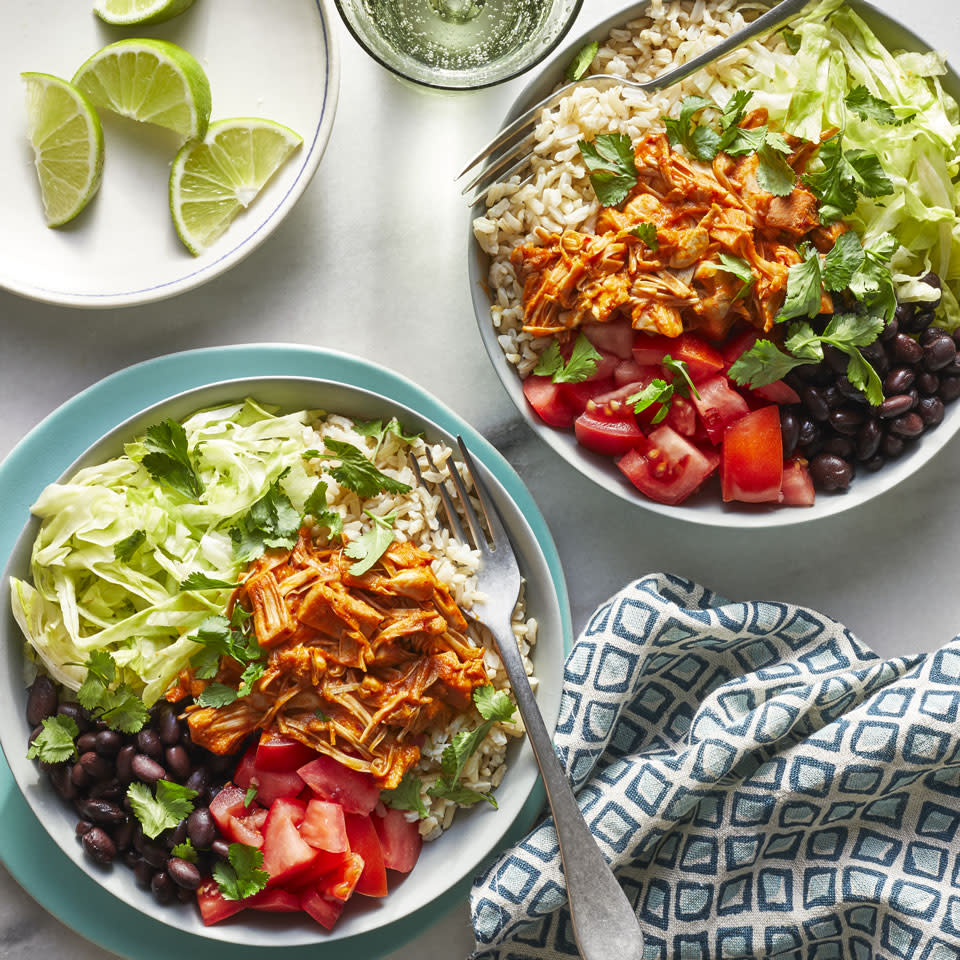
[
  {"x1": 0, "y1": 0, "x2": 339, "y2": 308},
  {"x1": 0, "y1": 366, "x2": 569, "y2": 955},
  {"x1": 468, "y1": 0, "x2": 960, "y2": 528}
]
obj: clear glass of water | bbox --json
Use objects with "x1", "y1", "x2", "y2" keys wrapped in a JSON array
[{"x1": 334, "y1": 0, "x2": 583, "y2": 90}]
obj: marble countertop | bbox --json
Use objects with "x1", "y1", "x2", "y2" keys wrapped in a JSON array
[{"x1": 1, "y1": 0, "x2": 958, "y2": 956}]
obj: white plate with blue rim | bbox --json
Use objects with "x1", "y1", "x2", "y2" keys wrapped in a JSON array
[{"x1": 0, "y1": 0, "x2": 339, "y2": 308}]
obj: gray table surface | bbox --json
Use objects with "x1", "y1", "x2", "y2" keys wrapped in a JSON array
[{"x1": 1, "y1": 0, "x2": 957, "y2": 956}]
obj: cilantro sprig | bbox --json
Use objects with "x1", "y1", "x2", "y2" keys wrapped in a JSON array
[
  {"x1": 533, "y1": 333, "x2": 603, "y2": 384},
  {"x1": 127, "y1": 779, "x2": 197, "y2": 839},
  {"x1": 428, "y1": 686, "x2": 517, "y2": 809},
  {"x1": 75, "y1": 650, "x2": 149, "y2": 734},
  {"x1": 320, "y1": 439, "x2": 412, "y2": 499},
  {"x1": 114, "y1": 530, "x2": 146, "y2": 563},
  {"x1": 230, "y1": 473, "x2": 302, "y2": 563},
  {"x1": 27, "y1": 714, "x2": 79, "y2": 764},
  {"x1": 626, "y1": 355, "x2": 700, "y2": 423},
  {"x1": 577, "y1": 133, "x2": 639, "y2": 208},
  {"x1": 845, "y1": 85, "x2": 916, "y2": 127},
  {"x1": 803, "y1": 134, "x2": 893, "y2": 224},
  {"x1": 381, "y1": 771, "x2": 428, "y2": 819},
  {"x1": 565, "y1": 40, "x2": 598, "y2": 82},
  {"x1": 214, "y1": 842, "x2": 269, "y2": 900},
  {"x1": 629, "y1": 222, "x2": 659, "y2": 252},
  {"x1": 140, "y1": 419, "x2": 204, "y2": 500},
  {"x1": 345, "y1": 510, "x2": 398, "y2": 576},
  {"x1": 188, "y1": 613, "x2": 266, "y2": 707}
]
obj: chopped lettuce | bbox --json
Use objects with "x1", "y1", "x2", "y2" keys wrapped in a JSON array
[{"x1": 10, "y1": 400, "x2": 322, "y2": 706}]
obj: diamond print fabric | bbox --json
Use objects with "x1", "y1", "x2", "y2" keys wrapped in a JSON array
[{"x1": 470, "y1": 573, "x2": 960, "y2": 960}]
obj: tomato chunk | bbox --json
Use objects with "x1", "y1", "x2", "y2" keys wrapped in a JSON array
[
  {"x1": 559, "y1": 376, "x2": 615, "y2": 415},
  {"x1": 234, "y1": 744, "x2": 305, "y2": 806},
  {"x1": 582, "y1": 318, "x2": 635, "y2": 359},
  {"x1": 617, "y1": 426, "x2": 720, "y2": 505},
  {"x1": 691, "y1": 375, "x2": 750, "y2": 444},
  {"x1": 297, "y1": 755, "x2": 380, "y2": 815},
  {"x1": 780, "y1": 458, "x2": 815, "y2": 506},
  {"x1": 300, "y1": 852, "x2": 365, "y2": 929},
  {"x1": 209, "y1": 785, "x2": 248, "y2": 838},
  {"x1": 256, "y1": 733, "x2": 318, "y2": 772},
  {"x1": 300, "y1": 799, "x2": 349, "y2": 853},
  {"x1": 262, "y1": 797, "x2": 319, "y2": 888},
  {"x1": 301, "y1": 888, "x2": 346, "y2": 930},
  {"x1": 633, "y1": 332, "x2": 725, "y2": 383},
  {"x1": 574, "y1": 408, "x2": 644, "y2": 457},
  {"x1": 373, "y1": 808, "x2": 422, "y2": 874},
  {"x1": 750, "y1": 380, "x2": 801, "y2": 405},
  {"x1": 246, "y1": 887, "x2": 302, "y2": 912},
  {"x1": 228, "y1": 806, "x2": 267, "y2": 848},
  {"x1": 196, "y1": 879, "x2": 246, "y2": 926},
  {"x1": 344, "y1": 813, "x2": 388, "y2": 897},
  {"x1": 522, "y1": 376, "x2": 576, "y2": 428},
  {"x1": 721, "y1": 405, "x2": 784, "y2": 503}
]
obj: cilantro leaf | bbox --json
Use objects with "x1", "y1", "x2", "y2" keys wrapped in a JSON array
[
  {"x1": 321, "y1": 439, "x2": 413, "y2": 499},
  {"x1": 565, "y1": 40, "x2": 598, "y2": 82},
  {"x1": 214, "y1": 843, "x2": 269, "y2": 901},
  {"x1": 428, "y1": 780, "x2": 498, "y2": 809},
  {"x1": 179, "y1": 572, "x2": 237, "y2": 591},
  {"x1": 722, "y1": 124, "x2": 768, "y2": 157},
  {"x1": 850, "y1": 232, "x2": 898, "y2": 321},
  {"x1": 846, "y1": 149, "x2": 894, "y2": 199},
  {"x1": 196, "y1": 682, "x2": 239, "y2": 708},
  {"x1": 474, "y1": 686, "x2": 517, "y2": 723},
  {"x1": 230, "y1": 475, "x2": 301, "y2": 563},
  {"x1": 141, "y1": 419, "x2": 203, "y2": 500},
  {"x1": 804, "y1": 135, "x2": 892, "y2": 223},
  {"x1": 303, "y1": 480, "x2": 343, "y2": 539},
  {"x1": 244, "y1": 785, "x2": 258, "y2": 808},
  {"x1": 756, "y1": 142, "x2": 797, "y2": 196},
  {"x1": 712, "y1": 253, "x2": 755, "y2": 299},
  {"x1": 783, "y1": 321, "x2": 826, "y2": 361},
  {"x1": 662, "y1": 355, "x2": 701, "y2": 401},
  {"x1": 577, "y1": 133, "x2": 639, "y2": 207},
  {"x1": 728, "y1": 339, "x2": 812, "y2": 388},
  {"x1": 663, "y1": 95, "x2": 716, "y2": 160},
  {"x1": 719, "y1": 90, "x2": 753, "y2": 135},
  {"x1": 127, "y1": 780, "x2": 197, "y2": 839},
  {"x1": 237, "y1": 661, "x2": 265, "y2": 699},
  {"x1": 629, "y1": 222, "x2": 659, "y2": 252},
  {"x1": 627, "y1": 379, "x2": 674, "y2": 423},
  {"x1": 844, "y1": 347, "x2": 885, "y2": 405},
  {"x1": 781, "y1": 27, "x2": 801, "y2": 53},
  {"x1": 821, "y1": 230, "x2": 865, "y2": 292},
  {"x1": 381, "y1": 772, "x2": 428, "y2": 819},
  {"x1": 533, "y1": 334, "x2": 602, "y2": 384},
  {"x1": 189, "y1": 614, "x2": 262, "y2": 671},
  {"x1": 26, "y1": 714, "x2": 78, "y2": 764},
  {"x1": 778, "y1": 248, "x2": 823, "y2": 322},
  {"x1": 114, "y1": 529, "x2": 146, "y2": 562},
  {"x1": 821, "y1": 312, "x2": 885, "y2": 350},
  {"x1": 845, "y1": 85, "x2": 916, "y2": 126},
  {"x1": 345, "y1": 511, "x2": 397, "y2": 576},
  {"x1": 77, "y1": 649, "x2": 116, "y2": 709},
  {"x1": 171, "y1": 840, "x2": 198, "y2": 863},
  {"x1": 98, "y1": 684, "x2": 150, "y2": 734}
]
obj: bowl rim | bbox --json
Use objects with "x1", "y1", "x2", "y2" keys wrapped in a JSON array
[
  {"x1": 467, "y1": 0, "x2": 960, "y2": 528},
  {"x1": 332, "y1": 0, "x2": 584, "y2": 91},
  {"x1": 0, "y1": 348, "x2": 572, "y2": 957}
]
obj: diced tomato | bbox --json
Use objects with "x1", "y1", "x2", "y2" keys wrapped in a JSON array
[
  {"x1": 344, "y1": 813, "x2": 388, "y2": 897},
  {"x1": 720, "y1": 327, "x2": 760, "y2": 368},
  {"x1": 262, "y1": 797, "x2": 319, "y2": 888},
  {"x1": 582, "y1": 318, "x2": 635, "y2": 358},
  {"x1": 613, "y1": 359, "x2": 646, "y2": 386},
  {"x1": 633, "y1": 332, "x2": 725, "y2": 383},
  {"x1": 209, "y1": 785, "x2": 249, "y2": 838},
  {"x1": 196, "y1": 879, "x2": 247, "y2": 926},
  {"x1": 228, "y1": 806, "x2": 267, "y2": 848},
  {"x1": 691, "y1": 375, "x2": 751, "y2": 444},
  {"x1": 256, "y1": 733, "x2": 319, "y2": 772},
  {"x1": 559, "y1": 376, "x2": 615, "y2": 414},
  {"x1": 232, "y1": 746, "x2": 258, "y2": 790},
  {"x1": 721, "y1": 406, "x2": 784, "y2": 503},
  {"x1": 297, "y1": 755, "x2": 380, "y2": 815},
  {"x1": 574, "y1": 408, "x2": 644, "y2": 457},
  {"x1": 322, "y1": 850, "x2": 366, "y2": 901},
  {"x1": 665, "y1": 395, "x2": 696, "y2": 437},
  {"x1": 235, "y1": 744, "x2": 305, "y2": 806},
  {"x1": 522, "y1": 375, "x2": 576, "y2": 428},
  {"x1": 246, "y1": 887, "x2": 302, "y2": 912},
  {"x1": 373, "y1": 808, "x2": 422, "y2": 874},
  {"x1": 301, "y1": 888, "x2": 346, "y2": 930},
  {"x1": 300, "y1": 852, "x2": 366, "y2": 929},
  {"x1": 300, "y1": 799, "x2": 349, "y2": 853},
  {"x1": 750, "y1": 380, "x2": 801, "y2": 405},
  {"x1": 286, "y1": 849, "x2": 353, "y2": 892},
  {"x1": 617, "y1": 426, "x2": 720, "y2": 505},
  {"x1": 780, "y1": 458, "x2": 815, "y2": 506}
]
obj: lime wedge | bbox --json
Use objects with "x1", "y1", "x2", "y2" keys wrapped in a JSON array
[
  {"x1": 93, "y1": 0, "x2": 195, "y2": 25},
  {"x1": 22, "y1": 72, "x2": 104, "y2": 227},
  {"x1": 169, "y1": 118, "x2": 303, "y2": 255},
  {"x1": 72, "y1": 38, "x2": 211, "y2": 139}
]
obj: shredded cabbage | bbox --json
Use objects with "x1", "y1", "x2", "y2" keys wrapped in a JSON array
[
  {"x1": 10, "y1": 399, "x2": 322, "y2": 705},
  {"x1": 729, "y1": 1, "x2": 960, "y2": 327}
]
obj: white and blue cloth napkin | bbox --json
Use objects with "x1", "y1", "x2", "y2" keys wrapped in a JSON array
[{"x1": 470, "y1": 573, "x2": 960, "y2": 960}]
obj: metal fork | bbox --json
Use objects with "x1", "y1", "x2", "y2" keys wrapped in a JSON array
[
  {"x1": 459, "y1": 0, "x2": 812, "y2": 206},
  {"x1": 411, "y1": 438, "x2": 644, "y2": 960}
]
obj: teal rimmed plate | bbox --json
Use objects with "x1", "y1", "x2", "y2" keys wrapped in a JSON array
[{"x1": 0, "y1": 344, "x2": 571, "y2": 959}]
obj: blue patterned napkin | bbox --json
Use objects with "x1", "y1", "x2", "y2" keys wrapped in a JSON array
[{"x1": 470, "y1": 573, "x2": 960, "y2": 960}]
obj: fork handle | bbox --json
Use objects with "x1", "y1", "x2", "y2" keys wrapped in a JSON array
[{"x1": 494, "y1": 621, "x2": 644, "y2": 960}]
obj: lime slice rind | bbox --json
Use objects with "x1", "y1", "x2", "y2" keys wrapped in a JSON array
[
  {"x1": 72, "y1": 38, "x2": 211, "y2": 139},
  {"x1": 93, "y1": 0, "x2": 196, "y2": 26},
  {"x1": 170, "y1": 118, "x2": 303, "y2": 255},
  {"x1": 22, "y1": 72, "x2": 104, "y2": 227}
]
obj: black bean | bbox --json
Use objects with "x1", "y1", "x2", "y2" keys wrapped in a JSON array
[
  {"x1": 48, "y1": 764, "x2": 76, "y2": 800},
  {"x1": 917, "y1": 396, "x2": 945, "y2": 427},
  {"x1": 836, "y1": 376, "x2": 866, "y2": 402},
  {"x1": 920, "y1": 326, "x2": 948, "y2": 347},
  {"x1": 112, "y1": 817, "x2": 134, "y2": 852},
  {"x1": 80, "y1": 751, "x2": 112, "y2": 781},
  {"x1": 156, "y1": 708, "x2": 181, "y2": 747},
  {"x1": 208, "y1": 753, "x2": 234, "y2": 776},
  {"x1": 797, "y1": 417, "x2": 820, "y2": 447},
  {"x1": 830, "y1": 407, "x2": 865, "y2": 436},
  {"x1": 907, "y1": 309, "x2": 934, "y2": 334},
  {"x1": 76, "y1": 732, "x2": 98, "y2": 754},
  {"x1": 131, "y1": 754, "x2": 166, "y2": 785},
  {"x1": 165, "y1": 745, "x2": 190, "y2": 780},
  {"x1": 137, "y1": 729, "x2": 163, "y2": 760},
  {"x1": 122, "y1": 849, "x2": 140, "y2": 869},
  {"x1": 133, "y1": 858, "x2": 154, "y2": 889},
  {"x1": 892, "y1": 334, "x2": 924, "y2": 365},
  {"x1": 940, "y1": 377, "x2": 960, "y2": 403},
  {"x1": 924, "y1": 336, "x2": 957, "y2": 372},
  {"x1": 802, "y1": 385, "x2": 831, "y2": 421},
  {"x1": 879, "y1": 315, "x2": 899, "y2": 342},
  {"x1": 920, "y1": 271, "x2": 942, "y2": 292},
  {"x1": 893, "y1": 302, "x2": 914, "y2": 332},
  {"x1": 26, "y1": 677, "x2": 59, "y2": 727},
  {"x1": 822, "y1": 384, "x2": 844, "y2": 410},
  {"x1": 856, "y1": 420, "x2": 883, "y2": 461},
  {"x1": 151, "y1": 871, "x2": 174, "y2": 904},
  {"x1": 780, "y1": 409, "x2": 800, "y2": 459},
  {"x1": 82, "y1": 827, "x2": 116, "y2": 865},
  {"x1": 116, "y1": 744, "x2": 137, "y2": 782},
  {"x1": 940, "y1": 355, "x2": 960, "y2": 378},
  {"x1": 917, "y1": 371, "x2": 940, "y2": 395},
  {"x1": 864, "y1": 455, "x2": 886, "y2": 472},
  {"x1": 132, "y1": 822, "x2": 145, "y2": 853},
  {"x1": 75, "y1": 819, "x2": 94, "y2": 837},
  {"x1": 56, "y1": 702, "x2": 90, "y2": 733},
  {"x1": 168, "y1": 857, "x2": 202, "y2": 891},
  {"x1": 890, "y1": 412, "x2": 924, "y2": 438},
  {"x1": 71, "y1": 762, "x2": 90, "y2": 789},
  {"x1": 823, "y1": 344, "x2": 848, "y2": 373},
  {"x1": 884, "y1": 366, "x2": 916, "y2": 396},
  {"x1": 141, "y1": 841, "x2": 169, "y2": 870},
  {"x1": 166, "y1": 820, "x2": 189, "y2": 850},
  {"x1": 211, "y1": 839, "x2": 231, "y2": 861},
  {"x1": 81, "y1": 798, "x2": 126, "y2": 825},
  {"x1": 94, "y1": 730, "x2": 123, "y2": 756},
  {"x1": 187, "y1": 808, "x2": 216, "y2": 849},
  {"x1": 878, "y1": 395, "x2": 914, "y2": 420},
  {"x1": 823, "y1": 435, "x2": 854, "y2": 459},
  {"x1": 88, "y1": 778, "x2": 124, "y2": 801},
  {"x1": 184, "y1": 768, "x2": 209, "y2": 802},
  {"x1": 176, "y1": 885, "x2": 195, "y2": 904},
  {"x1": 809, "y1": 453, "x2": 854, "y2": 492}
]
